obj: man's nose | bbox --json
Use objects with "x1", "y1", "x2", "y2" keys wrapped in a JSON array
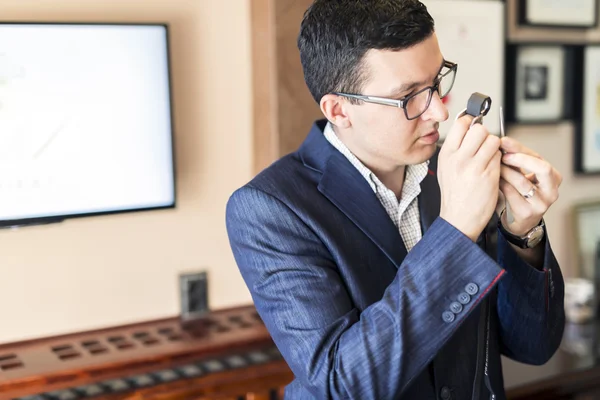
[{"x1": 423, "y1": 92, "x2": 449, "y2": 122}]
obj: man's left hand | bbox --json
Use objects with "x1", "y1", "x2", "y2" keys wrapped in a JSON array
[{"x1": 497, "y1": 137, "x2": 562, "y2": 236}]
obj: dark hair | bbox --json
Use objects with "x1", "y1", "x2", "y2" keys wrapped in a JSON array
[{"x1": 297, "y1": 0, "x2": 435, "y2": 104}]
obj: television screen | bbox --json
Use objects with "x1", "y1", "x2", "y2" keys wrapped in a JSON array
[{"x1": 0, "y1": 23, "x2": 176, "y2": 227}]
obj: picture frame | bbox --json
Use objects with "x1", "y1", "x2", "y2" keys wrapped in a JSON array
[
  {"x1": 576, "y1": 45, "x2": 600, "y2": 174},
  {"x1": 519, "y1": 0, "x2": 598, "y2": 29},
  {"x1": 572, "y1": 200, "x2": 600, "y2": 281},
  {"x1": 505, "y1": 44, "x2": 576, "y2": 124}
]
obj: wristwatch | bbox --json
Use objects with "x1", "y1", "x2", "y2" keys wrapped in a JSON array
[{"x1": 498, "y1": 209, "x2": 545, "y2": 249}]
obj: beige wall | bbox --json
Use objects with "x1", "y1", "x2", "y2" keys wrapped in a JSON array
[
  {"x1": 1, "y1": 0, "x2": 599, "y2": 345},
  {"x1": 0, "y1": 0, "x2": 254, "y2": 344},
  {"x1": 508, "y1": 123, "x2": 600, "y2": 279}
]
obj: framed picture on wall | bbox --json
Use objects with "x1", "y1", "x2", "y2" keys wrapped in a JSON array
[
  {"x1": 519, "y1": 0, "x2": 598, "y2": 29},
  {"x1": 505, "y1": 44, "x2": 575, "y2": 124},
  {"x1": 572, "y1": 200, "x2": 600, "y2": 280},
  {"x1": 576, "y1": 45, "x2": 600, "y2": 174}
]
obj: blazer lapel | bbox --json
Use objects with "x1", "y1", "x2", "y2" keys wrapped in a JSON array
[
  {"x1": 317, "y1": 151, "x2": 408, "y2": 269},
  {"x1": 419, "y1": 148, "x2": 441, "y2": 235}
]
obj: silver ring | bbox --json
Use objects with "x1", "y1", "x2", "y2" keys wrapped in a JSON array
[{"x1": 523, "y1": 187, "x2": 536, "y2": 199}]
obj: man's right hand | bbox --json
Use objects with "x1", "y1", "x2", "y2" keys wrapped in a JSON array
[{"x1": 437, "y1": 115, "x2": 502, "y2": 242}]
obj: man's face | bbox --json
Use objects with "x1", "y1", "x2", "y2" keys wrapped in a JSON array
[{"x1": 343, "y1": 33, "x2": 450, "y2": 168}]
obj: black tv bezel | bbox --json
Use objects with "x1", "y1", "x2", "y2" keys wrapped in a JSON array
[{"x1": 0, "y1": 21, "x2": 177, "y2": 229}]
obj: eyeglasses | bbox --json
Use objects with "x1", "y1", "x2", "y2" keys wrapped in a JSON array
[{"x1": 333, "y1": 60, "x2": 458, "y2": 120}]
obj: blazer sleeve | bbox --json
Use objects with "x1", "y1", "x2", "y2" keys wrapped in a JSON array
[
  {"x1": 226, "y1": 186, "x2": 505, "y2": 399},
  {"x1": 495, "y1": 229, "x2": 566, "y2": 365}
]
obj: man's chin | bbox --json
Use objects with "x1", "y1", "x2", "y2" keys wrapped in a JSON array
[{"x1": 408, "y1": 142, "x2": 439, "y2": 165}]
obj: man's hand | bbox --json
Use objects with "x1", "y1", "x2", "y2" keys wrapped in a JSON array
[
  {"x1": 438, "y1": 116, "x2": 502, "y2": 242},
  {"x1": 498, "y1": 137, "x2": 562, "y2": 236}
]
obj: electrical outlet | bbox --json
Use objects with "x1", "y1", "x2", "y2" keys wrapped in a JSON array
[{"x1": 179, "y1": 270, "x2": 209, "y2": 322}]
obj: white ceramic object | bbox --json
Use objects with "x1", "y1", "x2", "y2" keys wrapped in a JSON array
[{"x1": 564, "y1": 278, "x2": 595, "y2": 324}]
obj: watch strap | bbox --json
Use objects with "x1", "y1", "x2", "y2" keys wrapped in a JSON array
[{"x1": 498, "y1": 209, "x2": 545, "y2": 249}]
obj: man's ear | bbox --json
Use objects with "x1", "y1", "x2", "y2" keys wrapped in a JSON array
[{"x1": 320, "y1": 94, "x2": 351, "y2": 129}]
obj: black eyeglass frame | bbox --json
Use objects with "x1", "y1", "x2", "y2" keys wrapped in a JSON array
[{"x1": 332, "y1": 60, "x2": 458, "y2": 120}]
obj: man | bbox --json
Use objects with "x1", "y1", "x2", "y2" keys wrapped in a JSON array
[{"x1": 226, "y1": 1, "x2": 565, "y2": 399}]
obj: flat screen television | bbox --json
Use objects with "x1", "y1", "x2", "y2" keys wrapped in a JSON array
[{"x1": 0, "y1": 23, "x2": 176, "y2": 228}]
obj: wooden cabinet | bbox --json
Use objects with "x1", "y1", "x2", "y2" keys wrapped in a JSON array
[{"x1": 0, "y1": 306, "x2": 293, "y2": 399}]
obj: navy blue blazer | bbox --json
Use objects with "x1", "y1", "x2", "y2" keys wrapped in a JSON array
[{"x1": 226, "y1": 119, "x2": 565, "y2": 399}]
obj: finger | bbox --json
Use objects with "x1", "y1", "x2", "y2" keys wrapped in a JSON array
[
  {"x1": 500, "y1": 137, "x2": 543, "y2": 159},
  {"x1": 502, "y1": 163, "x2": 527, "y2": 177},
  {"x1": 443, "y1": 114, "x2": 475, "y2": 152},
  {"x1": 500, "y1": 165, "x2": 536, "y2": 197},
  {"x1": 524, "y1": 171, "x2": 539, "y2": 184},
  {"x1": 500, "y1": 178, "x2": 547, "y2": 220},
  {"x1": 460, "y1": 123, "x2": 492, "y2": 158},
  {"x1": 504, "y1": 165, "x2": 537, "y2": 179},
  {"x1": 475, "y1": 135, "x2": 501, "y2": 170},
  {"x1": 486, "y1": 149, "x2": 502, "y2": 174},
  {"x1": 523, "y1": 169, "x2": 559, "y2": 205},
  {"x1": 500, "y1": 177, "x2": 529, "y2": 211},
  {"x1": 501, "y1": 152, "x2": 555, "y2": 191}
]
